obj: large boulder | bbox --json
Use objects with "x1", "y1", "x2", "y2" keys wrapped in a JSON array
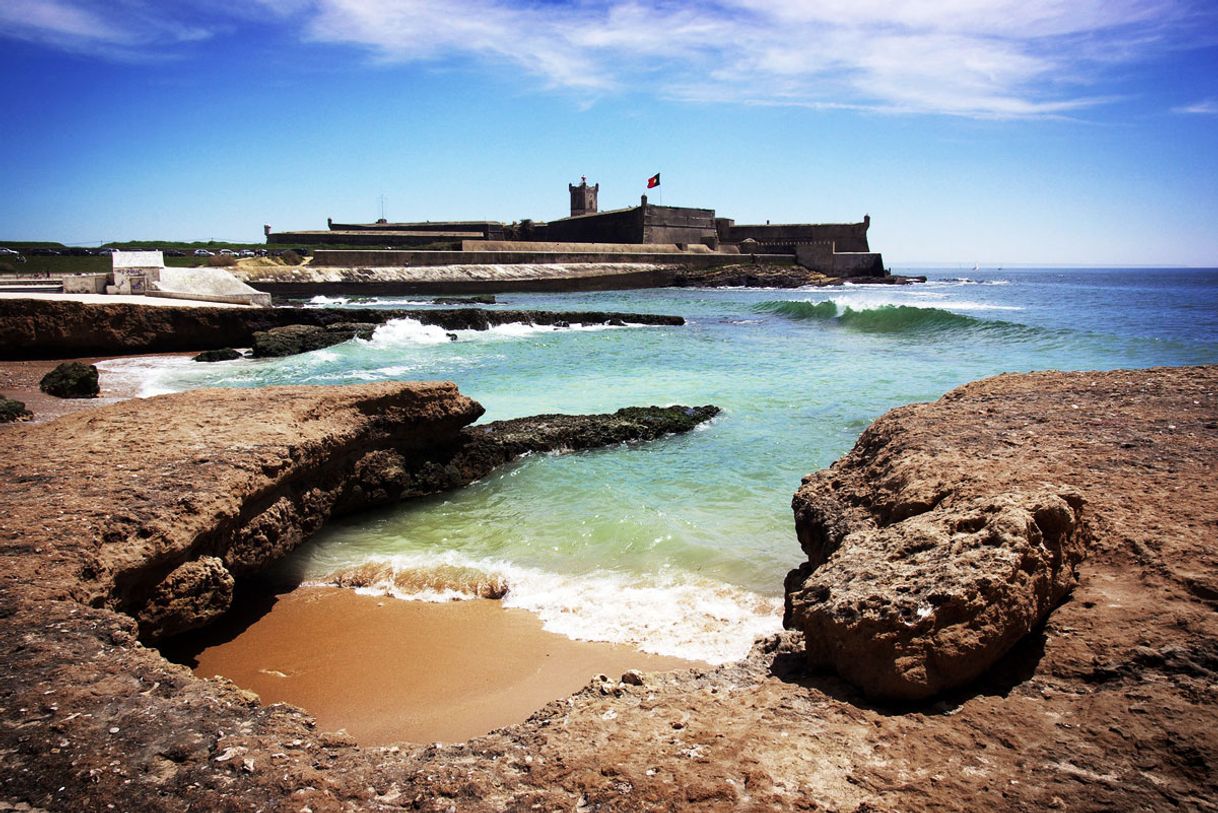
[
  {"x1": 39, "y1": 361, "x2": 99, "y2": 398},
  {"x1": 782, "y1": 372, "x2": 1106, "y2": 702},
  {"x1": 785, "y1": 487, "x2": 1087, "y2": 700}
]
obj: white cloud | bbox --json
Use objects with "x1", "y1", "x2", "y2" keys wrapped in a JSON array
[
  {"x1": 294, "y1": 0, "x2": 1199, "y2": 118},
  {"x1": 1173, "y1": 98, "x2": 1218, "y2": 114},
  {"x1": 1, "y1": 0, "x2": 1209, "y2": 118},
  {"x1": 0, "y1": 0, "x2": 216, "y2": 57}
]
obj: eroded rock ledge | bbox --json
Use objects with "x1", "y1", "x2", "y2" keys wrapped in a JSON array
[
  {"x1": 2, "y1": 367, "x2": 1217, "y2": 812},
  {"x1": 0, "y1": 383, "x2": 715, "y2": 644}
]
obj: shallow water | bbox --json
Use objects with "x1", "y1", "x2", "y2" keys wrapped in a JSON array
[{"x1": 101, "y1": 267, "x2": 1218, "y2": 663}]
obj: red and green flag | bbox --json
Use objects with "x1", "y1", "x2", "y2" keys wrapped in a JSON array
[{"x1": 646, "y1": 173, "x2": 660, "y2": 188}]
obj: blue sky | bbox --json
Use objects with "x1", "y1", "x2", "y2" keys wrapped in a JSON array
[{"x1": 2, "y1": 0, "x2": 1216, "y2": 265}]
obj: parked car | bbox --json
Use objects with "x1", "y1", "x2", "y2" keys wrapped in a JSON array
[
  {"x1": 65, "y1": 247, "x2": 92, "y2": 256},
  {"x1": 164, "y1": 250, "x2": 186, "y2": 257},
  {"x1": 238, "y1": 249, "x2": 255, "y2": 257},
  {"x1": 29, "y1": 248, "x2": 61, "y2": 256},
  {"x1": 193, "y1": 249, "x2": 214, "y2": 257},
  {"x1": 95, "y1": 247, "x2": 118, "y2": 254},
  {"x1": 256, "y1": 249, "x2": 268, "y2": 256},
  {"x1": 0, "y1": 247, "x2": 20, "y2": 256}
]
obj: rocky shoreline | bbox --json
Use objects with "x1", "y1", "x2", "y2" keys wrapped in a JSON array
[
  {"x1": 1, "y1": 366, "x2": 1216, "y2": 810},
  {"x1": 0, "y1": 299, "x2": 684, "y2": 360}
]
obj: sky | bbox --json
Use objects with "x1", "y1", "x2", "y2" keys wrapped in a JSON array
[{"x1": 1, "y1": 0, "x2": 1216, "y2": 265}]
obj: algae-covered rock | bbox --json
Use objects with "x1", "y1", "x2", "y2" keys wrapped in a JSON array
[
  {"x1": 193, "y1": 348, "x2": 243, "y2": 363},
  {"x1": 39, "y1": 361, "x2": 99, "y2": 398},
  {"x1": 0, "y1": 394, "x2": 32, "y2": 422},
  {"x1": 251, "y1": 323, "x2": 378, "y2": 358}
]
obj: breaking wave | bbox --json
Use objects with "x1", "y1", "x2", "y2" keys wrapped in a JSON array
[
  {"x1": 754, "y1": 299, "x2": 1026, "y2": 334},
  {"x1": 363, "y1": 317, "x2": 638, "y2": 348},
  {"x1": 311, "y1": 553, "x2": 782, "y2": 664}
]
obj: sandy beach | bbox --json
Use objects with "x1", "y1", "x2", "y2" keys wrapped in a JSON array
[{"x1": 178, "y1": 586, "x2": 700, "y2": 746}]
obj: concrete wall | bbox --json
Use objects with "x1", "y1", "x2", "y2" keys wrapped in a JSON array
[
  {"x1": 831, "y1": 252, "x2": 885, "y2": 277},
  {"x1": 539, "y1": 207, "x2": 645, "y2": 244},
  {"x1": 793, "y1": 242, "x2": 835, "y2": 270},
  {"x1": 642, "y1": 204, "x2": 718, "y2": 246},
  {"x1": 467, "y1": 240, "x2": 710, "y2": 254},
  {"x1": 113, "y1": 251, "x2": 164, "y2": 271},
  {"x1": 268, "y1": 230, "x2": 476, "y2": 247},
  {"x1": 719, "y1": 220, "x2": 871, "y2": 252},
  {"x1": 538, "y1": 203, "x2": 720, "y2": 246},
  {"x1": 328, "y1": 221, "x2": 506, "y2": 239},
  {"x1": 63, "y1": 274, "x2": 108, "y2": 294},
  {"x1": 145, "y1": 290, "x2": 271, "y2": 307},
  {"x1": 793, "y1": 243, "x2": 884, "y2": 276}
]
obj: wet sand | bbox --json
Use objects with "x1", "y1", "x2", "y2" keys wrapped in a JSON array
[
  {"x1": 188, "y1": 587, "x2": 702, "y2": 746},
  {"x1": 0, "y1": 355, "x2": 148, "y2": 425}
]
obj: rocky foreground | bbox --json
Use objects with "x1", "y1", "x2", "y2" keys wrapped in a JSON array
[{"x1": 2, "y1": 367, "x2": 1217, "y2": 811}]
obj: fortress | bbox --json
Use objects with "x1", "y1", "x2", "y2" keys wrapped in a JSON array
[{"x1": 264, "y1": 179, "x2": 884, "y2": 278}]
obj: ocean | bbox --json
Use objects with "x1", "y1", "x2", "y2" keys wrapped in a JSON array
[{"x1": 99, "y1": 267, "x2": 1218, "y2": 664}]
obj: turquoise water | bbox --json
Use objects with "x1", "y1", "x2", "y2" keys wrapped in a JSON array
[{"x1": 101, "y1": 268, "x2": 1218, "y2": 662}]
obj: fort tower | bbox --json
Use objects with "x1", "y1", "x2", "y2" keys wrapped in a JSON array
[{"x1": 569, "y1": 177, "x2": 598, "y2": 217}]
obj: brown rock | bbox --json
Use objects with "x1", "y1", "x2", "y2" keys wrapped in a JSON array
[
  {"x1": 786, "y1": 489, "x2": 1088, "y2": 700},
  {"x1": 136, "y1": 556, "x2": 235, "y2": 640}
]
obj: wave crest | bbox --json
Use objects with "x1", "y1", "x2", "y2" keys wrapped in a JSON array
[{"x1": 755, "y1": 299, "x2": 1004, "y2": 333}]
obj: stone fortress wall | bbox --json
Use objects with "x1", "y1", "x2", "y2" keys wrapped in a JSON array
[{"x1": 265, "y1": 180, "x2": 885, "y2": 276}]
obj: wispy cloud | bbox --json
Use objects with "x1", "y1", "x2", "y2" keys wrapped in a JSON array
[
  {"x1": 1173, "y1": 98, "x2": 1218, "y2": 114},
  {"x1": 3, "y1": 0, "x2": 1210, "y2": 118},
  {"x1": 0, "y1": 0, "x2": 295, "y2": 59}
]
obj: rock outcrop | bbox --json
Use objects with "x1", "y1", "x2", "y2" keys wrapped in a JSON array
[
  {"x1": 250, "y1": 322, "x2": 378, "y2": 357},
  {"x1": 0, "y1": 299, "x2": 684, "y2": 360},
  {"x1": 38, "y1": 361, "x2": 99, "y2": 398},
  {"x1": 786, "y1": 488, "x2": 1088, "y2": 700},
  {"x1": 1, "y1": 366, "x2": 1216, "y2": 812}
]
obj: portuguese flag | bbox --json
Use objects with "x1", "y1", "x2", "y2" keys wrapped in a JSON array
[{"x1": 646, "y1": 173, "x2": 660, "y2": 188}]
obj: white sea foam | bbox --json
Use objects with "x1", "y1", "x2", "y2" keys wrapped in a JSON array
[
  {"x1": 311, "y1": 551, "x2": 782, "y2": 664},
  {"x1": 306, "y1": 295, "x2": 350, "y2": 306},
  {"x1": 365, "y1": 317, "x2": 640, "y2": 349},
  {"x1": 366, "y1": 318, "x2": 456, "y2": 346},
  {"x1": 95, "y1": 355, "x2": 205, "y2": 397}
]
